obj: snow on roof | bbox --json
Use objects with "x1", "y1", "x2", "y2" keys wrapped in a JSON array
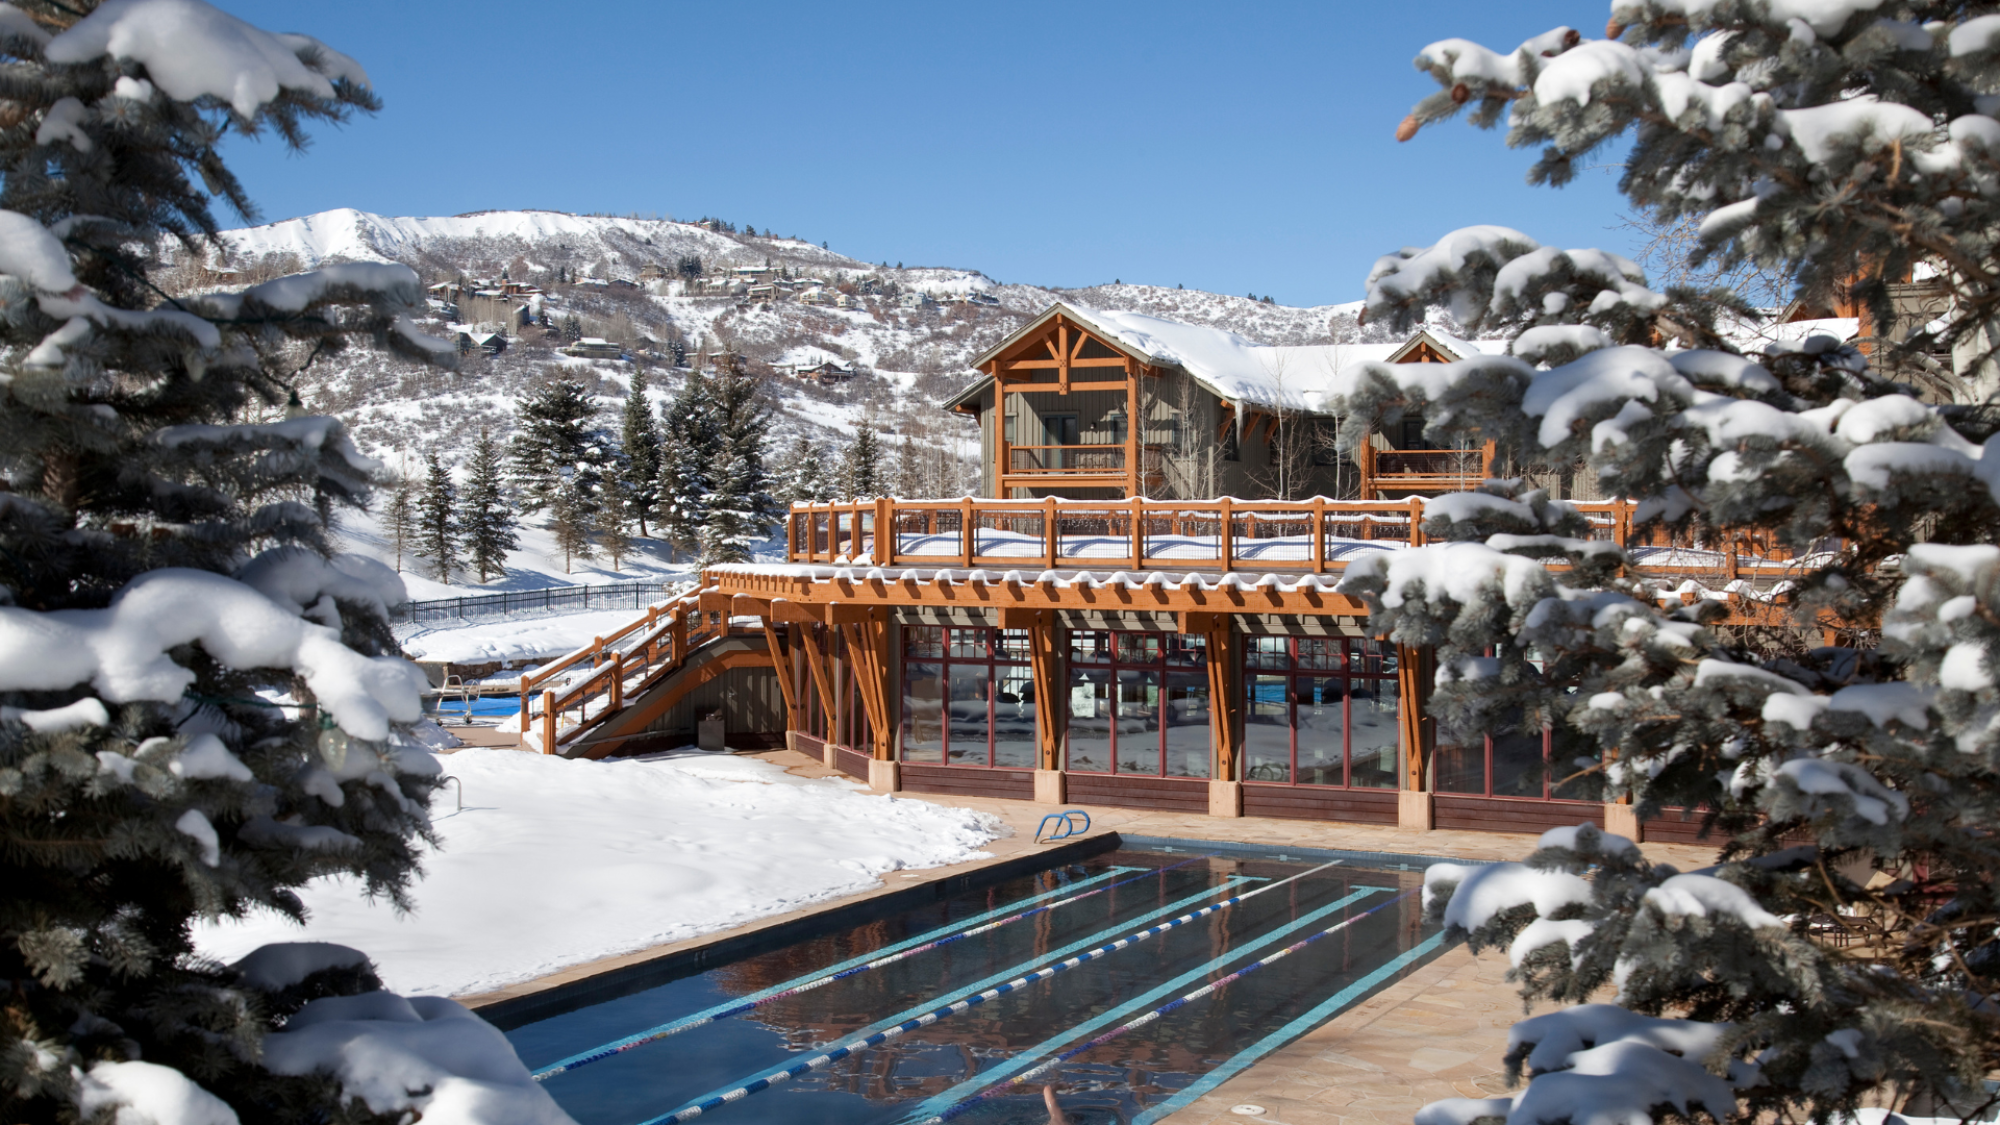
[
  {"x1": 577, "y1": 336, "x2": 611, "y2": 346},
  {"x1": 977, "y1": 302, "x2": 1509, "y2": 414}
]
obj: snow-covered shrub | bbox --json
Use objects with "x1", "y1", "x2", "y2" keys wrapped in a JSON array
[
  {"x1": 0, "y1": 3, "x2": 565, "y2": 1123},
  {"x1": 1344, "y1": 5, "x2": 2000, "y2": 1125}
]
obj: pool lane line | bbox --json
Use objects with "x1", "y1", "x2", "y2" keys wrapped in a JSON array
[
  {"x1": 640, "y1": 859, "x2": 1349, "y2": 1125},
  {"x1": 1129, "y1": 928, "x2": 1450, "y2": 1125},
  {"x1": 899, "y1": 885, "x2": 1389, "y2": 1123},
  {"x1": 920, "y1": 887, "x2": 1422, "y2": 1125},
  {"x1": 638, "y1": 874, "x2": 1258, "y2": 1125},
  {"x1": 531, "y1": 857, "x2": 1211, "y2": 1081}
]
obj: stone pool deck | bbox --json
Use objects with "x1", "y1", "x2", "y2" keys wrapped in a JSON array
[{"x1": 458, "y1": 745, "x2": 1719, "y2": 1125}]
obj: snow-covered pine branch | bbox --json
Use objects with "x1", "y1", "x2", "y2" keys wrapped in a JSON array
[
  {"x1": 0, "y1": 3, "x2": 567, "y2": 1123},
  {"x1": 1353, "y1": 6, "x2": 2000, "y2": 1125}
]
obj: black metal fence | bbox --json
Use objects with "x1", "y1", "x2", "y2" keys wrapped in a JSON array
[{"x1": 393, "y1": 581, "x2": 682, "y2": 627}]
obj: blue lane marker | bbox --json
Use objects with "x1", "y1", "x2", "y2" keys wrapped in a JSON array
[
  {"x1": 1129, "y1": 930, "x2": 1452, "y2": 1125},
  {"x1": 531, "y1": 864, "x2": 1148, "y2": 1078},
  {"x1": 640, "y1": 874, "x2": 1266, "y2": 1125},
  {"x1": 901, "y1": 886, "x2": 1390, "y2": 1123}
]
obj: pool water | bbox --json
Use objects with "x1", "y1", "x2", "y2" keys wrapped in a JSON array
[
  {"x1": 424, "y1": 694, "x2": 526, "y2": 719},
  {"x1": 508, "y1": 847, "x2": 1443, "y2": 1125}
]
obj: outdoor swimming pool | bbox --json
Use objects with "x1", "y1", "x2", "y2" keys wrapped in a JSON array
[{"x1": 504, "y1": 841, "x2": 1451, "y2": 1125}]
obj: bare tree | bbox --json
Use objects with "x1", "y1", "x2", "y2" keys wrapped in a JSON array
[{"x1": 1617, "y1": 209, "x2": 1791, "y2": 310}]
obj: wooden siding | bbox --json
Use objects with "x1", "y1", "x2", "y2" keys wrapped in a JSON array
[
  {"x1": 1064, "y1": 772, "x2": 1208, "y2": 812},
  {"x1": 638, "y1": 663, "x2": 786, "y2": 744},
  {"x1": 835, "y1": 745, "x2": 871, "y2": 780},
  {"x1": 900, "y1": 763, "x2": 1035, "y2": 801},
  {"x1": 1641, "y1": 807, "x2": 1722, "y2": 845},
  {"x1": 1241, "y1": 784, "x2": 1399, "y2": 825},
  {"x1": 1433, "y1": 795, "x2": 1605, "y2": 835}
]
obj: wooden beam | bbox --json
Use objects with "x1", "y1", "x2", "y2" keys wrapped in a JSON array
[
  {"x1": 1181, "y1": 612, "x2": 1239, "y2": 781},
  {"x1": 841, "y1": 619, "x2": 895, "y2": 759},
  {"x1": 761, "y1": 619, "x2": 799, "y2": 726},
  {"x1": 1058, "y1": 321, "x2": 1071, "y2": 395},
  {"x1": 799, "y1": 623, "x2": 837, "y2": 733},
  {"x1": 712, "y1": 569, "x2": 1372, "y2": 616},
  {"x1": 998, "y1": 356, "x2": 1130, "y2": 370}
]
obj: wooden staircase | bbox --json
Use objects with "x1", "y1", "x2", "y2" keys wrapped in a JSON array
[{"x1": 516, "y1": 587, "x2": 771, "y2": 756}]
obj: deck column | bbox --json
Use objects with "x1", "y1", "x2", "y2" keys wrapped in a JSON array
[
  {"x1": 1181, "y1": 611, "x2": 1242, "y2": 816},
  {"x1": 1396, "y1": 643, "x2": 1432, "y2": 830}
]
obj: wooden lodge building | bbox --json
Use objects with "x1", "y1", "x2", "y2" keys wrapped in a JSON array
[{"x1": 526, "y1": 303, "x2": 1793, "y2": 844}]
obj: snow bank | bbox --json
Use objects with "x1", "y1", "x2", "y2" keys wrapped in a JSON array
[
  {"x1": 75, "y1": 1059, "x2": 239, "y2": 1125},
  {"x1": 195, "y1": 749, "x2": 1004, "y2": 996},
  {"x1": 395, "y1": 608, "x2": 650, "y2": 664},
  {"x1": 262, "y1": 992, "x2": 573, "y2": 1125}
]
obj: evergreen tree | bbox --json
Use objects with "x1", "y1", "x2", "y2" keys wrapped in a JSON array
[
  {"x1": 895, "y1": 431, "x2": 923, "y2": 499},
  {"x1": 562, "y1": 313, "x2": 583, "y2": 343},
  {"x1": 415, "y1": 452, "x2": 456, "y2": 583},
  {"x1": 842, "y1": 427, "x2": 883, "y2": 499},
  {"x1": 510, "y1": 377, "x2": 600, "y2": 513},
  {"x1": 658, "y1": 369, "x2": 722, "y2": 557},
  {"x1": 700, "y1": 367, "x2": 781, "y2": 565},
  {"x1": 385, "y1": 454, "x2": 416, "y2": 573},
  {"x1": 1327, "y1": 11, "x2": 2000, "y2": 1125},
  {"x1": 0, "y1": 7, "x2": 569, "y2": 1123},
  {"x1": 621, "y1": 366, "x2": 663, "y2": 536},
  {"x1": 596, "y1": 472, "x2": 632, "y2": 571},
  {"x1": 548, "y1": 474, "x2": 595, "y2": 574},
  {"x1": 463, "y1": 429, "x2": 517, "y2": 584}
]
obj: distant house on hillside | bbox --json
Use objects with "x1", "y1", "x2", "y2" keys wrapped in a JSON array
[
  {"x1": 798, "y1": 286, "x2": 835, "y2": 307},
  {"x1": 898, "y1": 292, "x2": 936, "y2": 312},
  {"x1": 456, "y1": 330, "x2": 508, "y2": 357},
  {"x1": 788, "y1": 360, "x2": 855, "y2": 386},
  {"x1": 835, "y1": 292, "x2": 861, "y2": 310},
  {"x1": 562, "y1": 337, "x2": 623, "y2": 360}
]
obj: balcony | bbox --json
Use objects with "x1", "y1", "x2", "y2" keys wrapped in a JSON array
[
  {"x1": 1356, "y1": 444, "x2": 1494, "y2": 498},
  {"x1": 782, "y1": 496, "x2": 1821, "y2": 590}
]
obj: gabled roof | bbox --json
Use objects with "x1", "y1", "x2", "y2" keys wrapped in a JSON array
[{"x1": 949, "y1": 302, "x2": 1505, "y2": 415}]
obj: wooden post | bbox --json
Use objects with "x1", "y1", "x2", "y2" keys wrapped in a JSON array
[
  {"x1": 1204, "y1": 617, "x2": 1239, "y2": 781},
  {"x1": 1124, "y1": 357, "x2": 1140, "y2": 499},
  {"x1": 542, "y1": 686, "x2": 557, "y2": 755},
  {"x1": 843, "y1": 616, "x2": 895, "y2": 760},
  {"x1": 874, "y1": 497, "x2": 893, "y2": 566},
  {"x1": 1219, "y1": 497, "x2": 1234, "y2": 574},
  {"x1": 995, "y1": 363, "x2": 1012, "y2": 501},
  {"x1": 609, "y1": 653, "x2": 623, "y2": 711},
  {"x1": 1480, "y1": 439, "x2": 1496, "y2": 481},
  {"x1": 1311, "y1": 497, "x2": 1327, "y2": 573},
  {"x1": 1398, "y1": 644, "x2": 1425, "y2": 791},
  {"x1": 1408, "y1": 496, "x2": 1425, "y2": 546},
  {"x1": 1058, "y1": 321, "x2": 1071, "y2": 396},
  {"x1": 1129, "y1": 495, "x2": 1144, "y2": 570},
  {"x1": 1358, "y1": 441, "x2": 1375, "y2": 501},
  {"x1": 1028, "y1": 616, "x2": 1063, "y2": 771},
  {"x1": 1044, "y1": 497, "x2": 1058, "y2": 571}
]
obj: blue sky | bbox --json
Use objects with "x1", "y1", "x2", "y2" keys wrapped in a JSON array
[{"x1": 219, "y1": 0, "x2": 1634, "y2": 308}]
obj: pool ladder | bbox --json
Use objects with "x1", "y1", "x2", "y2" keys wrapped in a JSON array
[{"x1": 1035, "y1": 809, "x2": 1090, "y2": 843}]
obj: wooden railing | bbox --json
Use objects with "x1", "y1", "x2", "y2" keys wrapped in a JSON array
[
  {"x1": 516, "y1": 589, "x2": 722, "y2": 753},
  {"x1": 1357, "y1": 442, "x2": 1496, "y2": 497},
  {"x1": 781, "y1": 495, "x2": 1826, "y2": 582},
  {"x1": 1008, "y1": 444, "x2": 1126, "y2": 473}
]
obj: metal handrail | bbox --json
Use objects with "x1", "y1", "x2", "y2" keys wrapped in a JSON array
[{"x1": 1036, "y1": 809, "x2": 1091, "y2": 843}]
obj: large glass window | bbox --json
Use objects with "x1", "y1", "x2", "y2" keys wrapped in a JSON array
[
  {"x1": 1241, "y1": 636, "x2": 1402, "y2": 789},
  {"x1": 899, "y1": 627, "x2": 1035, "y2": 769},
  {"x1": 1066, "y1": 631, "x2": 1210, "y2": 778}
]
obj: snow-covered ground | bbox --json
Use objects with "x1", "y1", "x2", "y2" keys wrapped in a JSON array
[
  {"x1": 195, "y1": 748, "x2": 1004, "y2": 997},
  {"x1": 395, "y1": 609, "x2": 651, "y2": 664}
]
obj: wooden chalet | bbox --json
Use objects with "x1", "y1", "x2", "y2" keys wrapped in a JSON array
[
  {"x1": 513, "y1": 302, "x2": 1819, "y2": 846},
  {"x1": 943, "y1": 303, "x2": 1498, "y2": 502}
]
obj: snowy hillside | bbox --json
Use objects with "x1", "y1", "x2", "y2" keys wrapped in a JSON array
[{"x1": 194, "y1": 207, "x2": 1377, "y2": 594}]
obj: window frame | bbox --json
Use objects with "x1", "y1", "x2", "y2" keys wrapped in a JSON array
[
  {"x1": 1241, "y1": 635, "x2": 1403, "y2": 790},
  {"x1": 899, "y1": 626, "x2": 1036, "y2": 770},
  {"x1": 1063, "y1": 630, "x2": 1211, "y2": 779}
]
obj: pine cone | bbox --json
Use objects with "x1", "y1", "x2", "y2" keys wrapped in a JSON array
[
  {"x1": 1605, "y1": 19, "x2": 1625, "y2": 39},
  {"x1": 1396, "y1": 114, "x2": 1421, "y2": 142},
  {"x1": 1451, "y1": 83, "x2": 1470, "y2": 104}
]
